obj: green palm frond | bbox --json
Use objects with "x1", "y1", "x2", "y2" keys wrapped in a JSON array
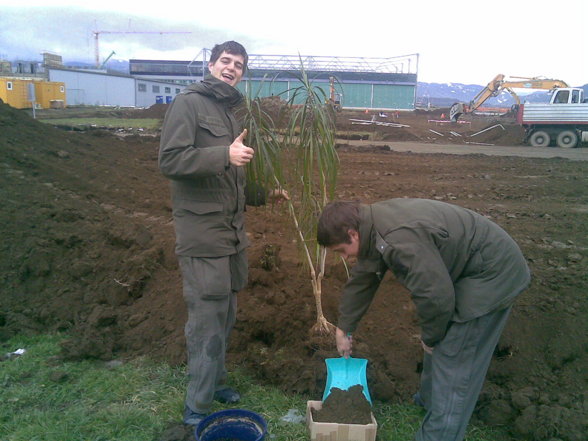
[
  {"x1": 239, "y1": 62, "x2": 339, "y2": 254},
  {"x1": 239, "y1": 57, "x2": 340, "y2": 331},
  {"x1": 238, "y1": 79, "x2": 284, "y2": 202},
  {"x1": 282, "y1": 58, "x2": 339, "y2": 266}
]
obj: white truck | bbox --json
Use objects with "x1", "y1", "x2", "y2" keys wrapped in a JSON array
[{"x1": 517, "y1": 87, "x2": 588, "y2": 148}]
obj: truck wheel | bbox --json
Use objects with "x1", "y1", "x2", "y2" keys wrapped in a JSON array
[
  {"x1": 529, "y1": 130, "x2": 550, "y2": 147},
  {"x1": 556, "y1": 130, "x2": 578, "y2": 148}
]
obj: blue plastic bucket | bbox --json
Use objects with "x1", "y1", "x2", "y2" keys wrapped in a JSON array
[{"x1": 195, "y1": 409, "x2": 267, "y2": 441}]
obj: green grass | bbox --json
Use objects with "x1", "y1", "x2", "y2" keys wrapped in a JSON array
[
  {"x1": 0, "y1": 334, "x2": 513, "y2": 440},
  {"x1": 38, "y1": 118, "x2": 161, "y2": 130}
]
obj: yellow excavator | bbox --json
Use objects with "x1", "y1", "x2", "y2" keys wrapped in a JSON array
[
  {"x1": 449, "y1": 74, "x2": 569, "y2": 122},
  {"x1": 328, "y1": 76, "x2": 342, "y2": 112}
]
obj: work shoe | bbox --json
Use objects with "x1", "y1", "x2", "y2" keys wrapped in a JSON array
[
  {"x1": 183, "y1": 406, "x2": 207, "y2": 426},
  {"x1": 214, "y1": 387, "x2": 241, "y2": 404}
]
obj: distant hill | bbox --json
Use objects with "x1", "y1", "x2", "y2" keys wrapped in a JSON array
[{"x1": 416, "y1": 81, "x2": 588, "y2": 109}]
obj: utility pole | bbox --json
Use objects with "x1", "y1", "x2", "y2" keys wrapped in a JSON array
[{"x1": 92, "y1": 30, "x2": 191, "y2": 67}]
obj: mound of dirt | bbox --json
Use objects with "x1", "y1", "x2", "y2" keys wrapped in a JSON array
[
  {"x1": 1, "y1": 102, "x2": 587, "y2": 440},
  {"x1": 129, "y1": 103, "x2": 170, "y2": 119}
]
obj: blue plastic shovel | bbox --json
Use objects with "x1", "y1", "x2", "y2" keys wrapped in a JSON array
[{"x1": 323, "y1": 357, "x2": 372, "y2": 404}]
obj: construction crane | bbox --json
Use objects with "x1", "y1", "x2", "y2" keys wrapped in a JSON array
[
  {"x1": 92, "y1": 30, "x2": 191, "y2": 67},
  {"x1": 99, "y1": 51, "x2": 116, "y2": 69}
]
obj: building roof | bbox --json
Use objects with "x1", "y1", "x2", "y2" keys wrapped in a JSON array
[
  {"x1": 130, "y1": 52, "x2": 419, "y2": 84},
  {"x1": 246, "y1": 53, "x2": 418, "y2": 74}
]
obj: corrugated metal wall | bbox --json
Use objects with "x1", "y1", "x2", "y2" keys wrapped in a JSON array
[
  {"x1": 47, "y1": 68, "x2": 185, "y2": 107},
  {"x1": 239, "y1": 78, "x2": 415, "y2": 110},
  {"x1": 373, "y1": 84, "x2": 415, "y2": 109},
  {"x1": 127, "y1": 58, "x2": 418, "y2": 109},
  {"x1": 242, "y1": 80, "x2": 290, "y2": 99},
  {"x1": 49, "y1": 69, "x2": 135, "y2": 107}
]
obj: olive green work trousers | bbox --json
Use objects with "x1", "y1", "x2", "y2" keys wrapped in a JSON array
[
  {"x1": 178, "y1": 250, "x2": 247, "y2": 414},
  {"x1": 415, "y1": 305, "x2": 513, "y2": 441}
]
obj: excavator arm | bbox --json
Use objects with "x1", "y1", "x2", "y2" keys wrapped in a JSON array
[
  {"x1": 328, "y1": 76, "x2": 342, "y2": 112},
  {"x1": 450, "y1": 74, "x2": 569, "y2": 122},
  {"x1": 468, "y1": 74, "x2": 506, "y2": 112}
]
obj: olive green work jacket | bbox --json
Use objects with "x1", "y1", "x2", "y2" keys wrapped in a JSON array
[
  {"x1": 159, "y1": 75, "x2": 249, "y2": 257},
  {"x1": 337, "y1": 199, "x2": 531, "y2": 347}
]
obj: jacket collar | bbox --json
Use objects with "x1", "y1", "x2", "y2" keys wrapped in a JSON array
[
  {"x1": 358, "y1": 204, "x2": 379, "y2": 259},
  {"x1": 188, "y1": 75, "x2": 243, "y2": 107}
]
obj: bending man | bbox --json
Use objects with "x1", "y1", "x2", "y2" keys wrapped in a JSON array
[{"x1": 317, "y1": 198, "x2": 530, "y2": 441}]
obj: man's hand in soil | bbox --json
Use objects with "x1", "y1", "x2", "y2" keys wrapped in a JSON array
[
  {"x1": 229, "y1": 129, "x2": 254, "y2": 167},
  {"x1": 336, "y1": 327, "x2": 353, "y2": 358}
]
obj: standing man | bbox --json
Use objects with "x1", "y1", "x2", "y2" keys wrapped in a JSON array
[
  {"x1": 317, "y1": 198, "x2": 531, "y2": 441},
  {"x1": 159, "y1": 41, "x2": 280, "y2": 426}
]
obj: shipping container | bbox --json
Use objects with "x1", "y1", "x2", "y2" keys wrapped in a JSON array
[
  {"x1": 34, "y1": 81, "x2": 66, "y2": 109},
  {"x1": 0, "y1": 78, "x2": 30, "y2": 108},
  {"x1": 0, "y1": 78, "x2": 66, "y2": 109}
]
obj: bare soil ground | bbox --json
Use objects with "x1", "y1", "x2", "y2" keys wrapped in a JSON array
[{"x1": 1, "y1": 102, "x2": 587, "y2": 440}]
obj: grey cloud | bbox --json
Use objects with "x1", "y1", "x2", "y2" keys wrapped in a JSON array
[{"x1": 0, "y1": 7, "x2": 257, "y2": 62}]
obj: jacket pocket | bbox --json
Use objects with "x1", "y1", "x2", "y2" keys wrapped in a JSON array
[
  {"x1": 180, "y1": 256, "x2": 231, "y2": 300},
  {"x1": 198, "y1": 117, "x2": 230, "y2": 137},
  {"x1": 176, "y1": 200, "x2": 223, "y2": 216}
]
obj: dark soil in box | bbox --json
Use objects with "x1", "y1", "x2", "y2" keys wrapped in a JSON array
[{"x1": 312, "y1": 385, "x2": 373, "y2": 425}]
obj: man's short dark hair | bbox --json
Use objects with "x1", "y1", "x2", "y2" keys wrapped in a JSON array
[
  {"x1": 317, "y1": 201, "x2": 361, "y2": 247},
  {"x1": 210, "y1": 41, "x2": 248, "y2": 71}
]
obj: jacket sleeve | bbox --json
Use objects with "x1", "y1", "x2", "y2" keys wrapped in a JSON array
[
  {"x1": 382, "y1": 228, "x2": 455, "y2": 347},
  {"x1": 244, "y1": 181, "x2": 267, "y2": 207},
  {"x1": 337, "y1": 258, "x2": 386, "y2": 334},
  {"x1": 158, "y1": 94, "x2": 230, "y2": 179}
]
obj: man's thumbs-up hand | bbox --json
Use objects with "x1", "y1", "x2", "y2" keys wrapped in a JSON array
[{"x1": 229, "y1": 129, "x2": 254, "y2": 167}]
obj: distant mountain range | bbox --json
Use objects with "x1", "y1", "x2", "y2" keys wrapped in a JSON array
[
  {"x1": 415, "y1": 82, "x2": 588, "y2": 109},
  {"x1": 66, "y1": 60, "x2": 587, "y2": 109}
]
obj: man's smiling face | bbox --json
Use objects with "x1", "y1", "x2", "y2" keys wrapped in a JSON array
[{"x1": 208, "y1": 51, "x2": 245, "y2": 87}]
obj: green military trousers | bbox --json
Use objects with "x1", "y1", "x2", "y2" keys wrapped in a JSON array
[
  {"x1": 415, "y1": 305, "x2": 513, "y2": 441},
  {"x1": 178, "y1": 250, "x2": 248, "y2": 414}
]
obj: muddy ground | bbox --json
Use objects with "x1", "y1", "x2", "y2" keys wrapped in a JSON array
[{"x1": 0, "y1": 101, "x2": 587, "y2": 441}]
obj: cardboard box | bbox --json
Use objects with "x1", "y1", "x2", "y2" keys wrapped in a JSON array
[{"x1": 306, "y1": 400, "x2": 377, "y2": 441}]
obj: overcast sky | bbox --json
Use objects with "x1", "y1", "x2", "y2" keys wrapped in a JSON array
[{"x1": 1, "y1": 0, "x2": 586, "y2": 86}]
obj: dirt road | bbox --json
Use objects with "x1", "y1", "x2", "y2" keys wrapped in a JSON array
[{"x1": 345, "y1": 140, "x2": 588, "y2": 161}]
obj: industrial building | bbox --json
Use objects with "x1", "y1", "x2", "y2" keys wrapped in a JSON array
[
  {"x1": 47, "y1": 67, "x2": 183, "y2": 107},
  {"x1": 2, "y1": 51, "x2": 418, "y2": 110},
  {"x1": 1, "y1": 53, "x2": 186, "y2": 108},
  {"x1": 131, "y1": 52, "x2": 419, "y2": 110}
]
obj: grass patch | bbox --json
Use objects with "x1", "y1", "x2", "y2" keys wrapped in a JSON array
[
  {"x1": 39, "y1": 118, "x2": 161, "y2": 130},
  {"x1": 0, "y1": 334, "x2": 513, "y2": 440}
]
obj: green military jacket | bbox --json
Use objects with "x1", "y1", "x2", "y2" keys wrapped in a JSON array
[
  {"x1": 338, "y1": 199, "x2": 531, "y2": 347},
  {"x1": 159, "y1": 75, "x2": 249, "y2": 257}
]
